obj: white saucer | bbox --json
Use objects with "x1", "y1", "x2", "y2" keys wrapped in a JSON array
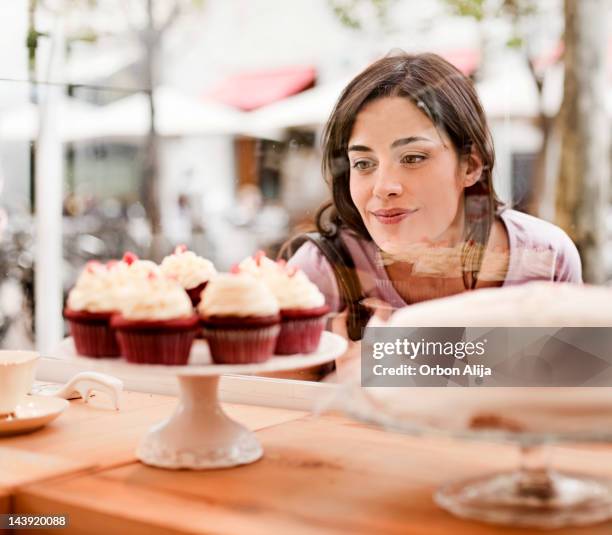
[{"x1": 0, "y1": 395, "x2": 69, "y2": 437}]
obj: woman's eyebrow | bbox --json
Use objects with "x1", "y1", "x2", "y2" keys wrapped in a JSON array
[
  {"x1": 390, "y1": 136, "x2": 433, "y2": 148},
  {"x1": 348, "y1": 136, "x2": 434, "y2": 153},
  {"x1": 347, "y1": 144, "x2": 372, "y2": 152}
]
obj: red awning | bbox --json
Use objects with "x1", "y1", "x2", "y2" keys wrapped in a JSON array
[
  {"x1": 438, "y1": 48, "x2": 481, "y2": 76},
  {"x1": 208, "y1": 66, "x2": 317, "y2": 111}
]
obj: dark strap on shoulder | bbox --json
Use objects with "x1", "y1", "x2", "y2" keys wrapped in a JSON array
[{"x1": 278, "y1": 232, "x2": 371, "y2": 341}]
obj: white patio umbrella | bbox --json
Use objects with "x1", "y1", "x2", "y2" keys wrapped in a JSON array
[
  {"x1": 93, "y1": 86, "x2": 248, "y2": 139},
  {"x1": 0, "y1": 101, "x2": 38, "y2": 141},
  {"x1": 0, "y1": 87, "x2": 249, "y2": 142},
  {"x1": 0, "y1": 98, "x2": 105, "y2": 142}
]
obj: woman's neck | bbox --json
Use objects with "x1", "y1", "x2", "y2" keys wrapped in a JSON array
[{"x1": 381, "y1": 212, "x2": 509, "y2": 304}]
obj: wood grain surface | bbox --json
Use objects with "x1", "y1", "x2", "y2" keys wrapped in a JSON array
[
  {"x1": 1, "y1": 389, "x2": 306, "y2": 494},
  {"x1": 14, "y1": 412, "x2": 612, "y2": 534}
]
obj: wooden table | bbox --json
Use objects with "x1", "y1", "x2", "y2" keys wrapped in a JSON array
[
  {"x1": 1, "y1": 389, "x2": 306, "y2": 509},
  {"x1": 0, "y1": 489, "x2": 9, "y2": 515},
  {"x1": 6, "y1": 390, "x2": 612, "y2": 534},
  {"x1": 0, "y1": 390, "x2": 175, "y2": 493}
]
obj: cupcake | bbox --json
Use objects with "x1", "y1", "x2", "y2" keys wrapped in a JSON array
[
  {"x1": 160, "y1": 245, "x2": 217, "y2": 306},
  {"x1": 198, "y1": 272, "x2": 280, "y2": 364},
  {"x1": 111, "y1": 273, "x2": 199, "y2": 365},
  {"x1": 64, "y1": 261, "x2": 121, "y2": 357},
  {"x1": 263, "y1": 264, "x2": 329, "y2": 355}
]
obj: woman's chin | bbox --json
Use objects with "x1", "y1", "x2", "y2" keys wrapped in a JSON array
[
  {"x1": 369, "y1": 221, "x2": 457, "y2": 255},
  {"x1": 374, "y1": 237, "x2": 420, "y2": 256}
]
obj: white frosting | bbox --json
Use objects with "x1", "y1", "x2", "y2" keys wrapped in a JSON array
[
  {"x1": 104, "y1": 259, "x2": 160, "y2": 286},
  {"x1": 128, "y1": 259, "x2": 161, "y2": 279},
  {"x1": 198, "y1": 273, "x2": 279, "y2": 317},
  {"x1": 238, "y1": 254, "x2": 279, "y2": 278},
  {"x1": 262, "y1": 269, "x2": 325, "y2": 309},
  {"x1": 239, "y1": 253, "x2": 325, "y2": 309},
  {"x1": 118, "y1": 275, "x2": 194, "y2": 321},
  {"x1": 67, "y1": 263, "x2": 118, "y2": 313},
  {"x1": 388, "y1": 282, "x2": 612, "y2": 327},
  {"x1": 104, "y1": 259, "x2": 161, "y2": 306},
  {"x1": 160, "y1": 250, "x2": 217, "y2": 289},
  {"x1": 105, "y1": 261, "x2": 130, "y2": 287}
]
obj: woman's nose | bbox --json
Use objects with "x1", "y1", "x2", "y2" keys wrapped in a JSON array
[{"x1": 372, "y1": 169, "x2": 403, "y2": 199}]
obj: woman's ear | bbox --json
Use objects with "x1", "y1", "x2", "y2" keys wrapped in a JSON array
[{"x1": 461, "y1": 149, "x2": 484, "y2": 188}]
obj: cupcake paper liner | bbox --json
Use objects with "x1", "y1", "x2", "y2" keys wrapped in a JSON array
[
  {"x1": 275, "y1": 306, "x2": 330, "y2": 355},
  {"x1": 116, "y1": 330, "x2": 196, "y2": 365},
  {"x1": 201, "y1": 324, "x2": 280, "y2": 364},
  {"x1": 275, "y1": 316, "x2": 327, "y2": 355},
  {"x1": 112, "y1": 316, "x2": 199, "y2": 365},
  {"x1": 64, "y1": 309, "x2": 120, "y2": 358}
]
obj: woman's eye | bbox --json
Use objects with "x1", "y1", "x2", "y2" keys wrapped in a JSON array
[
  {"x1": 401, "y1": 154, "x2": 426, "y2": 165},
  {"x1": 352, "y1": 160, "x2": 374, "y2": 170}
]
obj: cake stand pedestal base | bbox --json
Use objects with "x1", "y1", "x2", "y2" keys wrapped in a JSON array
[
  {"x1": 137, "y1": 375, "x2": 263, "y2": 470},
  {"x1": 435, "y1": 470, "x2": 612, "y2": 529}
]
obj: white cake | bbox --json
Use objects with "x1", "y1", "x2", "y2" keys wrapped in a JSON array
[
  {"x1": 387, "y1": 281, "x2": 612, "y2": 328},
  {"x1": 357, "y1": 282, "x2": 612, "y2": 435}
]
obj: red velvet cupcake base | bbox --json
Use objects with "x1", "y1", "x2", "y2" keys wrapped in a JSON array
[
  {"x1": 200, "y1": 315, "x2": 280, "y2": 364},
  {"x1": 275, "y1": 306, "x2": 330, "y2": 355},
  {"x1": 64, "y1": 308, "x2": 120, "y2": 358},
  {"x1": 111, "y1": 316, "x2": 199, "y2": 365}
]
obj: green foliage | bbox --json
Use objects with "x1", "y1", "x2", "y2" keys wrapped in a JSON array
[
  {"x1": 328, "y1": 0, "x2": 397, "y2": 31},
  {"x1": 506, "y1": 35, "x2": 523, "y2": 48},
  {"x1": 443, "y1": 0, "x2": 537, "y2": 22},
  {"x1": 70, "y1": 28, "x2": 98, "y2": 44},
  {"x1": 443, "y1": 0, "x2": 486, "y2": 21},
  {"x1": 500, "y1": 0, "x2": 537, "y2": 20},
  {"x1": 64, "y1": 0, "x2": 98, "y2": 8},
  {"x1": 444, "y1": 0, "x2": 538, "y2": 54}
]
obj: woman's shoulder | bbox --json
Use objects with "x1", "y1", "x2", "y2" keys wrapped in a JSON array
[
  {"x1": 502, "y1": 208, "x2": 565, "y2": 236},
  {"x1": 501, "y1": 208, "x2": 577, "y2": 252},
  {"x1": 285, "y1": 229, "x2": 380, "y2": 312},
  {"x1": 286, "y1": 229, "x2": 375, "y2": 266},
  {"x1": 286, "y1": 238, "x2": 342, "y2": 311},
  {"x1": 500, "y1": 208, "x2": 582, "y2": 283}
]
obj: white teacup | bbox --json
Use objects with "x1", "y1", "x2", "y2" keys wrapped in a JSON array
[{"x1": 0, "y1": 350, "x2": 39, "y2": 417}]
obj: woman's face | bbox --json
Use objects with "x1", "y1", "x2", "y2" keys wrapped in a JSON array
[{"x1": 348, "y1": 96, "x2": 479, "y2": 255}]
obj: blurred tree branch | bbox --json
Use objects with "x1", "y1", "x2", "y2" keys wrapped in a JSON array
[
  {"x1": 447, "y1": 0, "x2": 610, "y2": 282},
  {"x1": 555, "y1": 0, "x2": 609, "y2": 283}
]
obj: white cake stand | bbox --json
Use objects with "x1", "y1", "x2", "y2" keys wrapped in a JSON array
[
  {"x1": 58, "y1": 332, "x2": 346, "y2": 470},
  {"x1": 343, "y1": 386, "x2": 612, "y2": 529}
]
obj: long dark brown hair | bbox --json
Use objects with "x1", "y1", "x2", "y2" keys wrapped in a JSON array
[{"x1": 316, "y1": 51, "x2": 504, "y2": 288}]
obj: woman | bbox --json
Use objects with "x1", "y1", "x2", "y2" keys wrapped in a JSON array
[{"x1": 285, "y1": 52, "x2": 581, "y2": 358}]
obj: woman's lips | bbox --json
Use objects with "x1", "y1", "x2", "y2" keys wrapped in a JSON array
[{"x1": 371, "y1": 208, "x2": 419, "y2": 225}]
